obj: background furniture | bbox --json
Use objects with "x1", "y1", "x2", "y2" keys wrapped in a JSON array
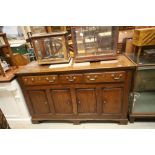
[
  {"x1": 11, "y1": 43, "x2": 28, "y2": 55},
  {"x1": 0, "y1": 79, "x2": 31, "y2": 126},
  {"x1": 16, "y1": 55, "x2": 136, "y2": 124},
  {"x1": 129, "y1": 28, "x2": 155, "y2": 122},
  {"x1": 0, "y1": 109, "x2": 10, "y2": 129},
  {"x1": 129, "y1": 66, "x2": 155, "y2": 122},
  {"x1": 0, "y1": 34, "x2": 31, "y2": 127},
  {"x1": 0, "y1": 33, "x2": 17, "y2": 76},
  {"x1": 132, "y1": 28, "x2": 155, "y2": 64}
]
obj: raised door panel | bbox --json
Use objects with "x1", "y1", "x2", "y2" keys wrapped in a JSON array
[
  {"x1": 101, "y1": 87, "x2": 123, "y2": 114},
  {"x1": 50, "y1": 89, "x2": 73, "y2": 114},
  {"x1": 76, "y1": 88, "x2": 97, "y2": 114},
  {"x1": 28, "y1": 90, "x2": 50, "y2": 114}
]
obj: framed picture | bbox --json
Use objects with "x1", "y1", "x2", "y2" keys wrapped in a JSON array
[
  {"x1": 31, "y1": 31, "x2": 70, "y2": 64},
  {"x1": 71, "y1": 26, "x2": 119, "y2": 62}
]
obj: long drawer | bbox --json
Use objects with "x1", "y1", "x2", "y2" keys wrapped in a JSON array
[
  {"x1": 21, "y1": 75, "x2": 58, "y2": 85},
  {"x1": 21, "y1": 71, "x2": 126, "y2": 86},
  {"x1": 84, "y1": 71, "x2": 125, "y2": 83},
  {"x1": 59, "y1": 74, "x2": 83, "y2": 84}
]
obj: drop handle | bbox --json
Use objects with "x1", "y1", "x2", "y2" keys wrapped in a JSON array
[
  {"x1": 46, "y1": 77, "x2": 56, "y2": 83},
  {"x1": 66, "y1": 76, "x2": 76, "y2": 82},
  {"x1": 111, "y1": 74, "x2": 122, "y2": 80},
  {"x1": 49, "y1": 80, "x2": 55, "y2": 83},
  {"x1": 87, "y1": 75, "x2": 97, "y2": 81},
  {"x1": 113, "y1": 77, "x2": 120, "y2": 80},
  {"x1": 88, "y1": 78, "x2": 96, "y2": 81},
  {"x1": 68, "y1": 79, "x2": 75, "y2": 82}
]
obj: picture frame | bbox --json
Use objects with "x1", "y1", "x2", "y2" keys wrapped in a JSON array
[
  {"x1": 31, "y1": 31, "x2": 70, "y2": 64},
  {"x1": 71, "y1": 26, "x2": 119, "y2": 62}
]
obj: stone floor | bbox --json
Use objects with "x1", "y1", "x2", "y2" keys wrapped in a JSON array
[{"x1": 9, "y1": 120, "x2": 155, "y2": 129}]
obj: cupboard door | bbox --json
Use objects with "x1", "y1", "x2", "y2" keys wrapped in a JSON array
[
  {"x1": 76, "y1": 88, "x2": 97, "y2": 114},
  {"x1": 28, "y1": 90, "x2": 50, "y2": 114},
  {"x1": 51, "y1": 89, "x2": 73, "y2": 114},
  {"x1": 101, "y1": 87, "x2": 123, "y2": 114}
]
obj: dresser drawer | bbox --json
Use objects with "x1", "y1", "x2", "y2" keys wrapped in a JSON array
[
  {"x1": 105, "y1": 71, "x2": 125, "y2": 82},
  {"x1": 84, "y1": 71, "x2": 125, "y2": 83},
  {"x1": 84, "y1": 73, "x2": 105, "y2": 83},
  {"x1": 59, "y1": 74, "x2": 84, "y2": 84},
  {"x1": 21, "y1": 75, "x2": 58, "y2": 85}
]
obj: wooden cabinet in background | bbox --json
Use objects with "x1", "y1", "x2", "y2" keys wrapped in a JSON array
[{"x1": 16, "y1": 55, "x2": 136, "y2": 124}]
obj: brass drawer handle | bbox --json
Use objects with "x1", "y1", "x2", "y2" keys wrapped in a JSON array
[
  {"x1": 46, "y1": 77, "x2": 49, "y2": 80},
  {"x1": 66, "y1": 76, "x2": 76, "y2": 82},
  {"x1": 89, "y1": 78, "x2": 96, "y2": 81},
  {"x1": 46, "y1": 77, "x2": 56, "y2": 83},
  {"x1": 113, "y1": 77, "x2": 120, "y2": 80},
  {"x1": 49, "y1": 77, "x2": 56, "y2": 83},
  {"x1": 49, "y1": 80, "x2": 55, "y2": 83},
  {"x1": 87, "y1": 75, "x2": 97, "y2": 81},
  {"x1": 111, "y1": 74, "x2": 122, "y2": 80}
]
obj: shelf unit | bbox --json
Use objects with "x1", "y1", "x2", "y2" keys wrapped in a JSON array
[
  {"x1": 129, "y1": 28, "x2": 155, "y2": 122},
  {"x1": 0, "y1": 33, "x2": 17, "y2": 77}
]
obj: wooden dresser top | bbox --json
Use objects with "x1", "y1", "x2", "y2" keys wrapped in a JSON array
[{"x1": 16, "y1": 55, "x2": 136, "y2": 75}]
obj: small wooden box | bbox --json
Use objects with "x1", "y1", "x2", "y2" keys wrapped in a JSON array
[{"x1": 133, "y1": 28, "x2": 155, "y2": 46}]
